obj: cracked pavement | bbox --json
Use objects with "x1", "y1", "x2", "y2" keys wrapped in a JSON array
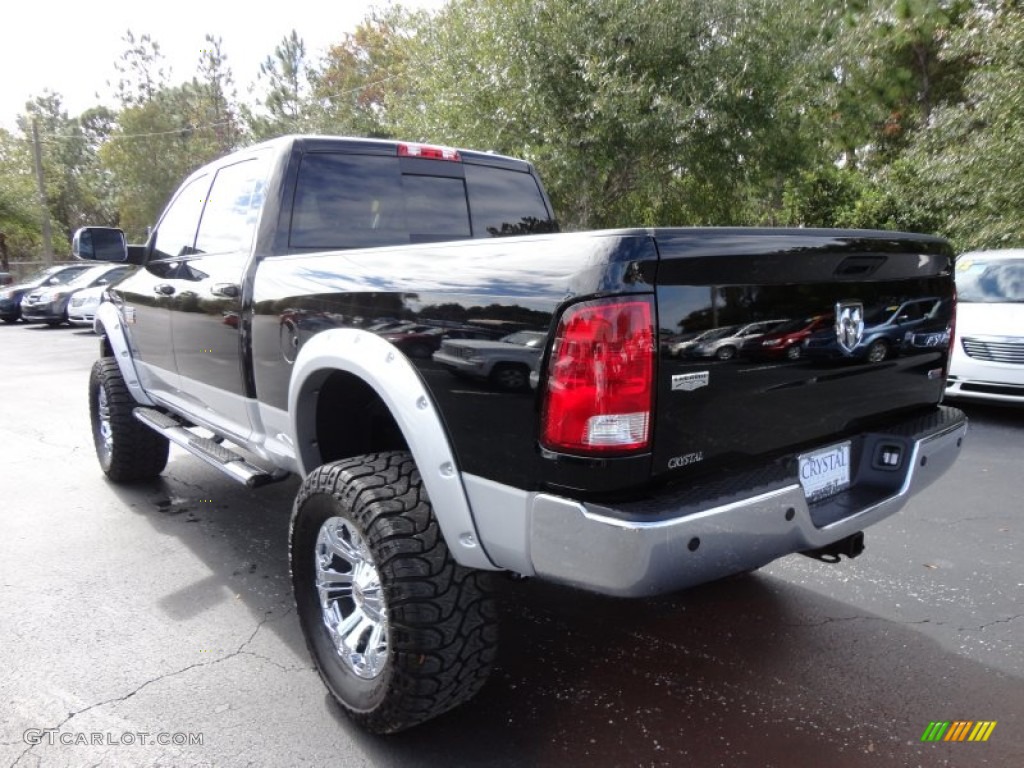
[{"x1": 2, "y1": 323, "x2": 1022, "y2": 767}]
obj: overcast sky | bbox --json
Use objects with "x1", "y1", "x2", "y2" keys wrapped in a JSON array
[{"x1": 2, "y1": 0, "x2": 449, "y2": 129}]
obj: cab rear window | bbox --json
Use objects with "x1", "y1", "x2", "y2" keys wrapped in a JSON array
[{"x1": 289, "y1": 153, "x2": 554, "y2": 250}]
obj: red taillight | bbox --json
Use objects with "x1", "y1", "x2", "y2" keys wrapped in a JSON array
[
  {"x1": 541, "y1": 296, "x2": 655, "y2": 455},
  {"x1": 397, "y1": 142, "x2": 461, "y2": 162}
]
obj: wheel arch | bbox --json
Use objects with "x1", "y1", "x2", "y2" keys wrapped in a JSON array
[
  {"x1": 94, "y1": 301, "x2": 155, "y2": 406},
  {"x1": 288, "y1": 328, "x2": 497, "y2": 571}
]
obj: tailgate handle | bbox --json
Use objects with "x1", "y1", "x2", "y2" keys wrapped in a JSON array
[{"x1": 834, "y1": 255, "x2": 886, "y2": 278}]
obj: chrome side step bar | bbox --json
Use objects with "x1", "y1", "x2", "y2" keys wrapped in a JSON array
[{"x1": 134, "y1": 407, "x2": 289, "y2": 488}]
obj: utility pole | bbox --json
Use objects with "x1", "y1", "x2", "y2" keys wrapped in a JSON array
[
  {"x1": 0, "y1": 232, "x2": 9, "y2": 273},
  {"x1": 31, "y1": 119, "x2": 55, "y2": 266}
]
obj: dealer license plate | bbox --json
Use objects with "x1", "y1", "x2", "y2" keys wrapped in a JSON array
[{"x1": 798, "y1": 441, "x2": 851, "y2": 502}]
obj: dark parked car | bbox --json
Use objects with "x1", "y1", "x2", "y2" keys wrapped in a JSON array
[
  {"x1": 0, "y1": 264, "x2": 94, "y2": 323},
  {"x1": 804, "y1": 298, "x2": 941, "y2": 362},
  {"x1": 20, "y1": 264, "x2": 133, "y2": 326}
]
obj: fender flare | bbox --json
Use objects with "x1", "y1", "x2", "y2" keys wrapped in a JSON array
[
  {"x1": 95, "y1": 302, "x2": 155, "y2": 406},
  {"x1": 288, "y1": 328, "x2": 497, "y2": 571}
]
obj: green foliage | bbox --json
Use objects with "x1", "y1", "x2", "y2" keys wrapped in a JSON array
[
  {"x1": 2, "y1": 1, "x2": 1023, "y2": 260},
  {"x1": 898, "y1": 3, "x2": 1024, "y2": 249},
  {"x1": 390, "y1": 0, "x2": 832, "y2": 229},
  {"x1": 246, "y1": 30, "x2": 311, "y2": 139},
  {"x1": 308, "y1": 7, "x2": 426, "y2": 137},
  {"x1": 101, "y1": 30, "x2": 243, "y2": 240},
  {"x1": 0, "y1": 128, "x2": 44, "y2": 261}
]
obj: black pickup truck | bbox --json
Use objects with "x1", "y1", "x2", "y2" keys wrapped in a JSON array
[{"x1": 75, "y1": 135, "x2": 967, "y2": 734}]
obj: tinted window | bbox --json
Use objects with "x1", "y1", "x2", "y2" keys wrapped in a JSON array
[
  {"x1": 195, "y1": 159, "x2": 267, "y2": 254},
  {"x1": 401, "y1": 175, "x2": 471, "y2": 240},
  {"x1": 464, "y1": 164, "x2": 555, "y2": 236},
  {"x1": 289, "y1": 152, "x2": 556, "y2": 250},
  {"x1": 291, "y1": 154, "x2": 411, "y2": 249},
  {"x1": 152, "y1": 175, "x2": 211, "y2": 260}
]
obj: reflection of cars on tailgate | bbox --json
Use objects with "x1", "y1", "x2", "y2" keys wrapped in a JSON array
[
  {"x1": 741, "y1": 315, "x2": 832, "y2": 360},
  {"x1": 804, "y1": 298, "x2": 942, "y2": 362},
  {"x1": 945, "y1": 249, "x2": 1024, "y2": 403},
  {"x1": 382, "y1": 326, "x2": 502, "y2": 360},
  {"x1": 688, "y1": 320, "x2": 784, "y2": 360},
  {"x1": 666, "y1": 326, "x2": 738, "y2": 357},
  {"x1": 433, "y1": 330, "x2": 547, "y2": 390}
]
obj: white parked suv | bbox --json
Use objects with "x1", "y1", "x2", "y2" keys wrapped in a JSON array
[
  {"x1": 946, "y1": 249, "x2": 1024, "y2": 404},
  {"x1": 433, "y1": 330, "x2": 547, "y2": 391}
]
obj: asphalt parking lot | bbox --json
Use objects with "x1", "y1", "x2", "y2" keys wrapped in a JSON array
[{"x1": 1, "y1": 322, "x2": 1021, "y2": 768}]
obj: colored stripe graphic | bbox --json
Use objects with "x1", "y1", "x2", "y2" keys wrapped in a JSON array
[
  {"x1": 945, "y1": 721, "x2": 972, "y2": 741},
  {"x1": 920, "y1": 721, "x2": 996, "y2": 742},
  {"x1": 969, "y1": 722, "x2": 997, "y2": 742}
]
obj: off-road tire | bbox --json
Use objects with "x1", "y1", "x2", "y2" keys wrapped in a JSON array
[
  {"x1": 89, "y1": 359, "x2": 169, "y2": 482},
  {"x1": 291, "y1": 452, "x2": 498, "y2": 734}
]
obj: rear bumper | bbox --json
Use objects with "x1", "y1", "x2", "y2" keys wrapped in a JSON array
[{"x1": 470, "y1": 406, "x2": 967, "y2": 597}]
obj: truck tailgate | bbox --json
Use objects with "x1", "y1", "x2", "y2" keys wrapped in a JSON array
[{"x1": 652, "y1": 229, "x2": 954, "y2": 482}]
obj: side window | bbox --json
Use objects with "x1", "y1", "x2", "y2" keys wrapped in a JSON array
[
  {"x1": 195, "y1": 158, "x2": 267, "y2": 255},
  {"x1": 94, "y1": 268, "x2": 127, "y2": 286},
  {"x1": 464, "y1": 164, "x2": 555, "y2": 236},
  {"x1": 152, "y1": 175, "x2": 211, "y2": 261}
]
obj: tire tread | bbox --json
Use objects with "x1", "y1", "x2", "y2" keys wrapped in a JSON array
[
  {"x1": 89, "y1": 359, "x2": 169, "y2": 483},
  {"x1": 291, "y1": 451, "x2": 498, "y2": 734}
]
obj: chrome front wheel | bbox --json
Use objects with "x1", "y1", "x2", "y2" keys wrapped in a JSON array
[{"x1": 315, "y1": 516, "x2": 389, "y2": 680}]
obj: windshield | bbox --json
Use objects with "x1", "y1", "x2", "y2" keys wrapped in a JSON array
[
  {"x1": 697, "y1": 326, "x2": 738, "y2": 341},
  {"x1": 768, "y1": 317, "x2": 815, "y2": 334},
  {"x1": 47, "y1": 266, "x2": 93, "y2": 286},
  {"x1": 956, "y1": 257, "x2": 1024, "y2": 302}
]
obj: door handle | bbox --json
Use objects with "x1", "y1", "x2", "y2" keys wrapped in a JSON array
[
  {"x1": 211, "y1": 283, "x2": 240, "y2": 298},
  {"x1": 154, "y1": 284, "x2": 176, "y2": 296}
]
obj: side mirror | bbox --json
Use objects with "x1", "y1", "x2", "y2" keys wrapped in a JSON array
[{"x1": 73, "y1": 227, "x2": 130, "y2": 263}]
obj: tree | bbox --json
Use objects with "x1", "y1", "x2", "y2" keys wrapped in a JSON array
[
  {"x1": 100, "y1": 32, "x2": 239, "y2": 240},
  {"x1": 112, "y1": 30, "x2": 169, "y2": 107},
  {"x1": 392, "y1": 0, "x2": 831, "y2": 229},
  {"x1": 309, "y1": 7, "x2": 425, "y2": 137},
  {"x1": 0, "y1": 128, "x2": 43, "y2": 262},
  {"x1": 900, "y1": 3, "x2": 1024, "y2": 248},
  {"x1": 14, "y1": 92, "x2": 118, "y2": 254},
  {"x1": 247, "y1": 30, "x2": 311, "y2": 138},
  {"x1": 188, "y1": 35, "x2": 242, "y2": 155}
]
